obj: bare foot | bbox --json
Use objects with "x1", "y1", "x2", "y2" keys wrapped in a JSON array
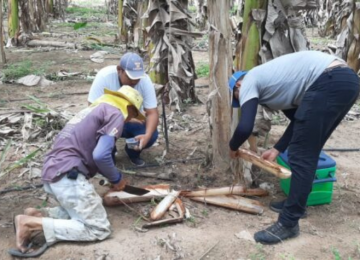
[
  {"x1": 15, "y1": 215, "x2": 32, "y2": 253},
  {"x1": 24, "y1": 208, "x2": 43, "y2": 217}
]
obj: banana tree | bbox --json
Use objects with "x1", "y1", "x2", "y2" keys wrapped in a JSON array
[
  {"x1": 0, "y1": 0, "x2": 6, "y2": 63},
  {"x1": 143, "y1": 0, "x2": 201, "y2": 102},
  {"x1": 207, "y1": 0, "x2": 232, "y2": 169},
  {"x1": 335, "y1": 0, "x2": 360, "y2": 74},
  {"x1": 7, "y1": 0, "x2": 19, "y2": 42}
]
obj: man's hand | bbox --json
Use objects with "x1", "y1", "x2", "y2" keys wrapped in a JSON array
[
  {"x1": 111, "y1": 179, "x2": 128, "y2": 191},
  {"x1": 261, "y1": 148, "x2": 280, "y2": 162},
  {"x1": 229, "y1": 149, "x2": 239, "y2": 159},
  {"x1": 133, "y1": 134, "x2": 151, "y2": 151}
]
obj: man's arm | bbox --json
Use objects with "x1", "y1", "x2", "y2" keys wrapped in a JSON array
[
  {"x1": 229, "y1": 98, "x2": 259, "y2": 152},
  {"x1": 135, "y1": 107, "x2": 159, "y2": 149},
  {"x1": 93, "y1": 135, "x2": 122, "y2": 184}
]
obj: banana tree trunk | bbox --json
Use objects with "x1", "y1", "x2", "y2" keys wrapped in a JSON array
[
  {"x1": 118, "y1": 0, "x2": 128, "y2": 43},
  {"x1": 146, "y1": 0, "x2": 168, "y2": 85},
  {"x1": 0, "y1": 0, "x2": 6, "y2": 64},
  {"x1": 134, "y1": 0, "x2": 148, "y2": 49},
  {"x1": 234, "y1": 0, "x2": 267, "y2": 70},
  {"x1": 335, "y1": 1, "x2": 360, "y2": 74},
  {"x1": 47, "y1": 0, "x2": 53, "y2": 14},
  {"x1": 8, "y1": 0, "x2": 19, "y2": 39},
  {"x1": 208, "y1": 0, "x2": 232, "y2": 168}
]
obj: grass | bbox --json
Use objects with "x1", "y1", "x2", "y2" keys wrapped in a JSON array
[
  {"x1": 66, "y1": 6, "x2": 106, "y2": 15},
  {"x1": 249, "y1": 244, "x2": 266, "y2": 260},
  {"x1": 1, "y1": 60, "x2": 49, "y2": 81},
  {"x1": 196, "y1": 63, "x2": 210, "y2": 78}
]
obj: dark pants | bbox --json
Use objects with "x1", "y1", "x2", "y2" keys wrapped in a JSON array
[
  {"x1": 121, "y1": 122, "x2": 158, "y2": 159},
  {"x1": 279, "y1": 67, "x2": 359, "y2": 227}
]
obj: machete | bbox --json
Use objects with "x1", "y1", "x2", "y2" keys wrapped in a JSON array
[{"x1": 99, "y1": 179, "x2": 150, "y2": 195}]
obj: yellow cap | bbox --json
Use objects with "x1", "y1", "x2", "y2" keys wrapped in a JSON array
[{"x1": 104, "y1": 86, "x2": 145, "y2": 121}]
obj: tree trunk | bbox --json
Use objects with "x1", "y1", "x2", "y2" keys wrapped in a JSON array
[
  {"x1": 0, "y1": 0, "x2": 6, "y2": 64},
  {"x1": 47, "y1": 0, "x2": 54, "y2": 14},
  {"x1": 208, "y1": 0, "x2": 232, "y2": 168},
  {"x1": 134, "y1": 0, "x2": 147, "y2": 49},
  {"x1": 8, "y1": 0, "x2": 19, "y2": 39},
  {"x1": 118, "y1": 0, "x2": 128, "y2": 43},
  {"x1": 147, "y1": 0, "x2": 167, "y2": 85},
  {"x1": 335, "y1": 1, "x2": 360, "y2": 74}
]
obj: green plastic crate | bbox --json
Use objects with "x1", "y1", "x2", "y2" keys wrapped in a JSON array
[{"x1": 277, "y1": 156, "x2": 336, "y2": 206}]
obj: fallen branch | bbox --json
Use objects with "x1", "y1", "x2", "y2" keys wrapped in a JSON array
[
  {"x1": 27, "y1": 40, "x2": 77, "y2": 49},
  {"x1": 181, "y1": 185, "x2": 268, "y2": 197},
  {"x1": 237, "y1": 148, "x2": 291, "y2": 179},
  {"x1": 123, "y1": 170, "x2": 176, "y2": 180},
  {"x1": 197, "y1": 241, "x2": 219, "y2": 260},
  {"x1": 190, "y1": 195, "x2": 264, "y2": 215},
  {"x1": 0, "y1": 183, "x2": 43, "y2": 195},
  {"x1": 125, "y1": 157, "x2": 205, "y2": 170},
  {"x1": 142, "y1": 217, "x2": 183, "y2": 229}
]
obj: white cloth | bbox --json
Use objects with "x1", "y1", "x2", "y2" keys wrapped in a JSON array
[
  {"x1": 88, "y1": 65, "x2": 158, "y2": 110},
  {"x1": 42, "y1": 174, "x2": 111, "y2": 243}
]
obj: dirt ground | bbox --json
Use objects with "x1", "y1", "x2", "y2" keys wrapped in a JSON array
[{"x1": 1, "y1": 6, "x2": 360, "y2": 260}]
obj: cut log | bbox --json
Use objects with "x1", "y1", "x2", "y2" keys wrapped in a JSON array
[
  {"x1": 190, "y1": 195, "x2": 264, "y2": 215},
  {"x1": 181, "y1": 185, "x2": 268, "y2": 197},
  {"x1": 150, "y1": 190, "x2": 181, "y2": 221},
  {"x1": 237, "y1": 148, "x2": 291, "y2": 179},
  {"x1": 27, "y1": 40, "x2": 76, "y2": 49},
  {"x1": 103, "y1": 184, "x2": 170, "y2": 206}
]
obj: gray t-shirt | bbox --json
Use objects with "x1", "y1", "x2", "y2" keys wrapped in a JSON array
[
  {"x1": 240, "y1": 51, "x2": 342, "y2": 110},
  {"x1": 88, "y1": 65, "x2": 157, "y2": 110},
  {"x1": 42, "y1": 103, "x2": 124, "y2": 182}
]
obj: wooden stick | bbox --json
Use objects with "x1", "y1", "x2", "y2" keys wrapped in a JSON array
[
  {"x1": 190, "y1": 195, "x2": 264, "y2": 215},
  {"x1": 142, "y1": 217, "x2": 183, "y2": 229},
  {"x1": 237, "y1": 148, "x2": 291, "y2": 179},
  {"x1": 181, "y1": 185, "x2": 268, "y2": 197}
]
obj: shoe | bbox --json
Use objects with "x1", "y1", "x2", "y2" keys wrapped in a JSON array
[
  {"x1": 254, "y1": 222, "x2": 299, "y2": 244},
  {"x1": 269, "y1": 200, "x2": 307, "y2": 218},
  {"x1": 129, "y1": 157, "x2": 145, "y2": 167}
]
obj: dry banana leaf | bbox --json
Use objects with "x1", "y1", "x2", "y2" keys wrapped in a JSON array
[
  {"x1": 190, "y1": 195, "x2": 264, "y2": 215},
  {"x1": 237, "y1": 148, "x2": 291, "y2": 179},
  {"x1": 181, "y1": 185, "x2": 268, "y2": 197}
]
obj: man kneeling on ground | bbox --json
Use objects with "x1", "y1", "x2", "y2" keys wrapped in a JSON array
[{"x1": 10, "y1": 86, "x2": 145, "y2": 257}]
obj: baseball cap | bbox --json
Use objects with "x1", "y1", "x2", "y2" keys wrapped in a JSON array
[
  {"x1": 119, "y1": 52, "x2": 145, "y2": 80},
  {"x1": 228, "y1": 71, "x2": 247, "y2": 108}
]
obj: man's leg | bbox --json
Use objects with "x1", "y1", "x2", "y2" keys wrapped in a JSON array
[
  {"x1": 121, "y1": 122, "x2": 158, "y2": 165},
  {"x1": 42, "y1": 174, "x2": 111, "y2": 243}
]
